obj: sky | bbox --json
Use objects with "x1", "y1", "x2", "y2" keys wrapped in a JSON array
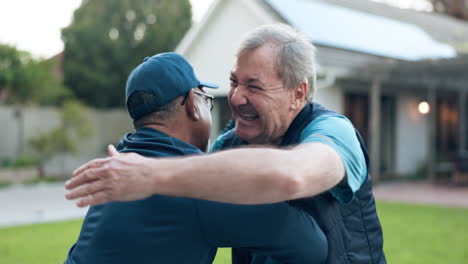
[
  {"x1": 0, "y1": 0, "x2": 431, "y2": 59},
  {"x1": 0, "y1": 0, "x2": 215, "y2": 58}
]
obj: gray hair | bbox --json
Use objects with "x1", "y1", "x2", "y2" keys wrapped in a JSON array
[
  {"x1": 128, "y1": 91, "x2": 183, "y2": 128},
  {"x1": 236, "y1": 23, "x2": 317, "y2": 100}
]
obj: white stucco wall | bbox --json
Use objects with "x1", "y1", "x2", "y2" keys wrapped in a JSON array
[{"x1": 395, "y1": 93, "x2": 429, "y2": 175}]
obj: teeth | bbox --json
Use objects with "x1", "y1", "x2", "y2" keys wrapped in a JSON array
[{"x1": 240, "y1": 113, "x2": 258, "y2": 120}]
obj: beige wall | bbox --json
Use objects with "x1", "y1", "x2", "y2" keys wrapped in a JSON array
[{"x1": 0, "y1": 106, "x2": 133, "y2": 177}]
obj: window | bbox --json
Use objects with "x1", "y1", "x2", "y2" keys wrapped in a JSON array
[{"x1": 436, "y1": 93, "x2": 460, "y2": 160}]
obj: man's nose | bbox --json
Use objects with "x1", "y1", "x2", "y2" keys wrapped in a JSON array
[{"x1": 229, "y1": 86, "x2": 248, "y2": 106}]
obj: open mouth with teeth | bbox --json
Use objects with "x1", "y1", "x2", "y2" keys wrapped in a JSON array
[{"x1": 239, "y1": 113, "x2": 259, "y2": 121}]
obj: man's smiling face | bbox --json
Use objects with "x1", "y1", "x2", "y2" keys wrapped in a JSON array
[{"x1": 228, "y1": 43, "x2": 297, "y2": 145}]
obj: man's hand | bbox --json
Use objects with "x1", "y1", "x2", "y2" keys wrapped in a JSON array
[{"x1": 65, "y1": 145, "x2": 156, "y2": 207}]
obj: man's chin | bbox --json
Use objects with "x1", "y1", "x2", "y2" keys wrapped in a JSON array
[
  {"x1": 235, "y1": 128, "x2": 249, "y2": 139},
  {"x1": 234, "y1": 128, "x2": 260, "y2": 144}
]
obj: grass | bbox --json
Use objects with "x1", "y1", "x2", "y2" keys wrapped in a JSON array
[
  {"x1": 376, "y1": 201, "x2": 468, "y2": 264},
  {"x1": 0, "y1": 201, "x2": 467, "y2": 264},
  {"x1": 0, "y1": 219, "x2": 83, "y2": 264},
  {"x1": 0, "y1": 219, "x2": 231, "y2": 264}
]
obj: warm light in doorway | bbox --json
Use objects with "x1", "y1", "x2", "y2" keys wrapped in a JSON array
[{"x1": 418, "y1": 101, "x2": 430, "y2": 114}]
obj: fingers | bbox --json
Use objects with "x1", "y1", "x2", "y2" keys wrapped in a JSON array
[
  {"x1": 107, "y1": 144, "x2": 119, "y2": 157},
  {"x1": 65, "y1": 176, "x2": 112, "y2": 207},
  {"x1": 72, "y1": 157, "x2": 110, "y2": 177},
  {"x1": 76, "y1": 192, "x2": 111, "y2": 208},
  {"x1": 66, "y1": 163, "x2": 110, "y2": 190},
  {"x1": 65, "y1": 179, "x2": 107, "y2": 201}
]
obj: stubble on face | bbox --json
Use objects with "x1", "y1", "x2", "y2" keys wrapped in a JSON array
[{"x1": 229, "y1": 44, "x2": 297, "y2": 145}]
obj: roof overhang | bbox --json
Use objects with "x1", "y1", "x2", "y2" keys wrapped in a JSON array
[{"x1": 265, "y1": 0, "x2": 457, "y2": 61}]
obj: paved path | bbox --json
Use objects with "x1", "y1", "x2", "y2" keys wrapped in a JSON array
[
  {"x1": 373, "y1": 180, "x2": 468, "y2": 208},
  {"x1": 0, "y1": 182, "x2": 88, "y2": 228},
  {"x1": 1, "y1": 180, "x2": 467, "y2": 228}
]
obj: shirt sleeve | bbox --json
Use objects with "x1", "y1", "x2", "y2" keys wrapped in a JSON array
[
  {"x1": 300, "y1": 115, "x2": 367, "y2": 204},
  {"x1": 195, "y1": 200, "x2": 327, "y2": 264}
]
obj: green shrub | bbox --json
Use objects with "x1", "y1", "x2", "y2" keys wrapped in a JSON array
[
  {"x1": 1, "y1": 157, "x2": 13, "y2": 168},
  {"x1": 1, "y1": 156, "x2": 37, "y2": 168},
  {"x1": 13, "y1": 155, "x2": 37, "y2": 167}
]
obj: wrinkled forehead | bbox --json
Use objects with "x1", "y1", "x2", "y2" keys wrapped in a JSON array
[
  {"x1": 235, "y1": 47, "x2": 281, "y2": 73},
  {"x1": 231, "y1": 65, "x2": 282, "y2": 89}
]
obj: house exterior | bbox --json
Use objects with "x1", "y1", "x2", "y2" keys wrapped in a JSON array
[
  {"x1": 432, "y1": 0, "x2": 468, "y2": 20},
  {"x1": 175, "y1": 0, "x2": 468, "y2": 181}
]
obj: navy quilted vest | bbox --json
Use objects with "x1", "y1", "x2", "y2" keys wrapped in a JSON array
[{"x1": 223, "y1": 103, "x2": 386, "y2": 264}]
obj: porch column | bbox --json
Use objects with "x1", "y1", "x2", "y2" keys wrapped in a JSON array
[
  {"x1": 427, "y1": 88, "x2": 437, "y2": 180},
  {"x1": 459, "y1": 90, "x2": 467, "y2": 155},
  {"x1": 369, "y1": 77, "x2": 381, "y2": 183}
]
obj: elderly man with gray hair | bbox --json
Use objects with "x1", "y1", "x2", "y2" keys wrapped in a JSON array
[{"x1": 66, "y1": 24, "x2": 386, "y2": 264}]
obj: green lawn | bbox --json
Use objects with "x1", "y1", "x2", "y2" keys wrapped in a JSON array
[
  {"x1": 376, "y1": 201, "x2": 468, "y2": 264},
  {"x1": 0, "y1": 219, "x2": 83, "y2": 264},
  {"x1": 0, "y1": 201, "x2": 467, "y2": 264},
  {"x1": 0, "y1": 219, "x2": 230, "y2": 264}
]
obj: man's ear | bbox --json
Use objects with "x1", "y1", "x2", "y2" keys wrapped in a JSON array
[
  {"x1": 291, "y1": 82, "x2": 308, "y2": 110},
  {"x1": 185, "y1": 91, "x2": 200, "y2": 121}
]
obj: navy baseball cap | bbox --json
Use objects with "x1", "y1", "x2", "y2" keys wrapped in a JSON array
[{"x1": 125, "y1": 52, "x2": 219, "y2": 120}]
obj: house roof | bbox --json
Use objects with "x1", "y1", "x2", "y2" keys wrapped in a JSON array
[
  {"x1": 386, "y1": 55, "x2": 468, "y2": 91},
  {"x1": 264, "y1": 0, "x2": 465, "y2": 61},
  {"x1": 175, "y1": 0, "x2": 468, "y2": 92},
  {"x1": 324, "y1": 0, "x2": 468, "y2": 45},
  {"x1": 335, "y1": 53, "x2": 468, "y2": 92}
]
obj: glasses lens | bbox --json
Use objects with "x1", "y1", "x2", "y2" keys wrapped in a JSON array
[{"x1": 194, "y1": 90, "x2": 214, "y2": 111}]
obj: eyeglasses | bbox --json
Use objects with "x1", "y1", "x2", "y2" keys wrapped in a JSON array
[
  {"x1": 181, "y1": 89, "x2": 214, "y2": 111},
  {"x1": 193, "y1": 90, "x2": 214, "y2": 111}
]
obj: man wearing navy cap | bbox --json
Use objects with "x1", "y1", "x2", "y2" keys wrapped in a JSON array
[
  {"x1": 64, "y1": 52, "x2": 327, "y2": 264},
  {"x1": 66, "y1": 23, "x2": 385, "y2": 264}
]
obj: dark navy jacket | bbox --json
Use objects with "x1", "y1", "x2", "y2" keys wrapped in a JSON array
[
  {"x1": 64, "y1": 127, "x2": 327, "y2": 264},
  {"x1": 220, "y1": 103, "x2": 386, "y2": 264}
]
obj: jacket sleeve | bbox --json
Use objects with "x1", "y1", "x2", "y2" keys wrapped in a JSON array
[{"x1": 195, "y1": 200, "x2": 327, "y2": 264}]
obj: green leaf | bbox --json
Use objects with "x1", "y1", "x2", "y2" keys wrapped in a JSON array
[{"x1": 61, "y1": 0, "x2": 193, "y2": 108}]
